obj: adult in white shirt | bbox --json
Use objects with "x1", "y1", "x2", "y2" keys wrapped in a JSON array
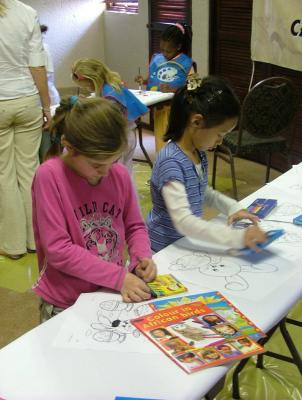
[
  {"x1": 39, "y1": 24, "x2": 60, "y2": 162},
  {"x1": 0, "y1": 0, "x2": 51, "y2": 259},
  {"x1": 40, "y1": 24, "x2": 60, "y2": 106}
]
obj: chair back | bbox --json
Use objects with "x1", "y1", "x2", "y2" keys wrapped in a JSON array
[{"x1": 237, "y1": 77, "x2": 299, "y2": 148}]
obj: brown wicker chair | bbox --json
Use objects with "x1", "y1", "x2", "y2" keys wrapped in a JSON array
[{"x1": 212, "y1": 76, "x2": 300, "y2": 200}]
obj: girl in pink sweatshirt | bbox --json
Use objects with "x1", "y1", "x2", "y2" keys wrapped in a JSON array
[{"x1": 32, "y1": 96, "x2": 157, "y2": 322}]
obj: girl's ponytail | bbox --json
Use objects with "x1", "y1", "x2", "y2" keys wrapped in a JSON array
[
  {"x1": 45, "y1": 96, "x2": 77, "y2": 160},
  {"x1": 180, "y1": 23, "x2": 192, "y2": 55},
  {"x1": 45, "y1": 96, "x2": 127, "y2": 162}
]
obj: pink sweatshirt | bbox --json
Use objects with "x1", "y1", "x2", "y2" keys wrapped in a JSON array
[{"x1": 32, "y1": 157, "x2": 152, "y2": 308}]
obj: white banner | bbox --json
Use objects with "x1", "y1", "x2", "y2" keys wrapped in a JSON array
[{"x1": 251, "y1": 0, "x2": 302, "y2": 72}]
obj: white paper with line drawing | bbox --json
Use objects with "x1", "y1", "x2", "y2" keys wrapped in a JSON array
[
  {"x1": 153, "y1": 240, "x2": 300, "y2": 301},
  {"x1": 268, "y1": 164, "x2": 302, "y2": 194},
  {"x1": 240, "y1": 185, "x2": 302, "y2": 223},
  {"x1": 53, "y1": 292, "x2": 158, "y2": 353},
  {"x1": 258, "y1": 220, "x2": 302, "y2": 261}
]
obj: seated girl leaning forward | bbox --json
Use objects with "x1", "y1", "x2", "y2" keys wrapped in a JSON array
[
  {"x1": 146, "y1": 74, "x2": 267, "y2": 253},
  {"x1": 32, "y1": 96, "x2": 157, "y2": 322}
]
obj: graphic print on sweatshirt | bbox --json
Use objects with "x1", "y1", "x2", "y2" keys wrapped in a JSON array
[{"x1": 80, "y1": 214, "x2": 120, "y2": 262}]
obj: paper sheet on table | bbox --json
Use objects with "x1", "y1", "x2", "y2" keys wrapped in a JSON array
[
  {"x1": 257, "y1": 220, "x2": 302, "y2": 261},
  {"x1": 153, "y1": 238, "x2": 301, "y2": 301},
  {"x1": 268, "y1": 164, "x2": 302, "y2": 195},
  {"x1": 130, "y1": 89, "x2": 174, "y2": 107},
  {"x1": 240, "y1": 185, "x2": 302, "y2": 223},
  {"x1": 53, "y1": 292, "x2": 158, "y2": 353}
]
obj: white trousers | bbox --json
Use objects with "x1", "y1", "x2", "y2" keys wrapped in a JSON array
[
  {"x1": 0, "y1": 94, "x2": 42, "y2": 254},
  {"x1": 119, "y1": 124, "x2": 137, "y2": 174}
]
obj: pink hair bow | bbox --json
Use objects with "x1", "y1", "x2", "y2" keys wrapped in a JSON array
[{"x1": 175, "y1": 23, "x2": 185, "y2": 34}]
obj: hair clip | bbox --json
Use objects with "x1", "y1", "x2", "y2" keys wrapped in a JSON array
[
  {"x1": 174, "y1": 22, "x2": 185, "y2": 34},
  {"x1": 70, "y1": 95, "x2": 79, "y2": 105},
  {"x1": 207, "y1": 89, "x2": 223, "y2": 104},
  {"x1": 186, "y1": 74, "x2": 202, "y2": 92}
]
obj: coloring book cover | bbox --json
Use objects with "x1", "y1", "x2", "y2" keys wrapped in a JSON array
[
  {"x1": 149, "y1": 291, "x2": 265, "y2": 341},
  {"x1": 131, "y1": 301, "x2": 265, "y2": 374}
]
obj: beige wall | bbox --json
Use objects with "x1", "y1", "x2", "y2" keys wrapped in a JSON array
[
  {"x1": 22, "y1": 0, "x2": 209, "y2": 89},
  {"x1": 22, "y1": 0, "x2": 105, "y2": 88},
  {"x1": 104, "y1": 0, "x2": 210, "y2": 87},
  {"x1": 104, "y1": 1, "x2": 149, "y2": 88},
  {"x1": 192, "y1": 0, "x2": 209, "y2": 78}
]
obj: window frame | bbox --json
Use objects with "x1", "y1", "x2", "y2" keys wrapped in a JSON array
[{"x1": 105, "y1": 0, "x2": 138, "y2": 14}]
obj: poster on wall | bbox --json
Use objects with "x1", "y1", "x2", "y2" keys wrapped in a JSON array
[{"x1": 251, "y1": 0, "x2": 302, "y2": 72}]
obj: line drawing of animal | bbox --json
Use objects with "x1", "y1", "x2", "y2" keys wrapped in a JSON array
[
  {"x1": 169, "y1": 252, "x2": 278, "y2": 291},
  {"x1": 88, "y1": 300, "x2": 150, "y2": 343}
]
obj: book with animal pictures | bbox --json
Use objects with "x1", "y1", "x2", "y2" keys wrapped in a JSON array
[
  {"x1": 147, "y1": 274, "x2": 188, "y2": 298},
  {"x1": 149, "y1": 291, "x2": 265, "y2": 341},
  {"x1": 131, "y1": 301, "x2": 265, "y2": 374}
]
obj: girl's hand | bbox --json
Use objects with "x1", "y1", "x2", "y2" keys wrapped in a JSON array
[
  {"x1": 135, "y1": 258, "x2": 157, "y2": 283},
  {"x1": 243, "y1": 225, "x2": 267, "y2": 251},
  {"x1": 134, "y1": 75, "x2": 144, "y2": 85},
  {"x1": 227, "y1": 209, "x2": 260, "y2": 226},
  {"x1": 121, "y1": 272, "x2": 152, "y2": 303}
]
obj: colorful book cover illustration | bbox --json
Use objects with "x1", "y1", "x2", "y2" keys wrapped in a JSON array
[
  {"x1": 147, "y1": 274, "x2": 188, "y2": 298},
  {"x1": 149, "y1": 291, "x2": 265, "y2": 341},
  {"x1": 131, "y1": 301, "x2": 265, "y2": 374}
]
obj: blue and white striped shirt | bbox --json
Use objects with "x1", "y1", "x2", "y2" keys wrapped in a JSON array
[{"x1": 147, "y1": 141, "x2": 208, "y2": 252}]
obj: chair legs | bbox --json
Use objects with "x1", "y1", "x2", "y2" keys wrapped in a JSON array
[
  {"x1": 212, "y1": 150, "x2": 218, "y2": 190},
  {"x1": 229, "y1": 156, "x2": 238, "y2": 201},
  {"x1": 265, "y1": 152, "x2": 272, "y2": 183}
]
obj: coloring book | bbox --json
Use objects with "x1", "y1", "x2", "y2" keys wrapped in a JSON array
[
  {"x1": 149, "y1": 291, "x2": 265, "y2": 341},
  {"x1": 131, "y1": 301, "x2": 265, "y2": 374}
]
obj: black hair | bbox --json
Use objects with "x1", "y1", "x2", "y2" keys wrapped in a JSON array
[
  {"x1": 40, "y1": 24, "x2": 48, "y2": 33},
  {"x1": 164, "y1": 75, "x2": 241, "y2": 142},
  {"x1": 160, "y1": 23, "x2": 192, "y2": 56}
]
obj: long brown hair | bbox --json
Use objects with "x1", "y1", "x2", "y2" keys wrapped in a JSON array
[{"x1": 46, "y1": 96, "x2": 127, "y2": 160}]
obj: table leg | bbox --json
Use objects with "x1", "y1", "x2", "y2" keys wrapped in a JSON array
[{"x1": 133, "y1": 118, "x2": 153, "y2": 168}]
